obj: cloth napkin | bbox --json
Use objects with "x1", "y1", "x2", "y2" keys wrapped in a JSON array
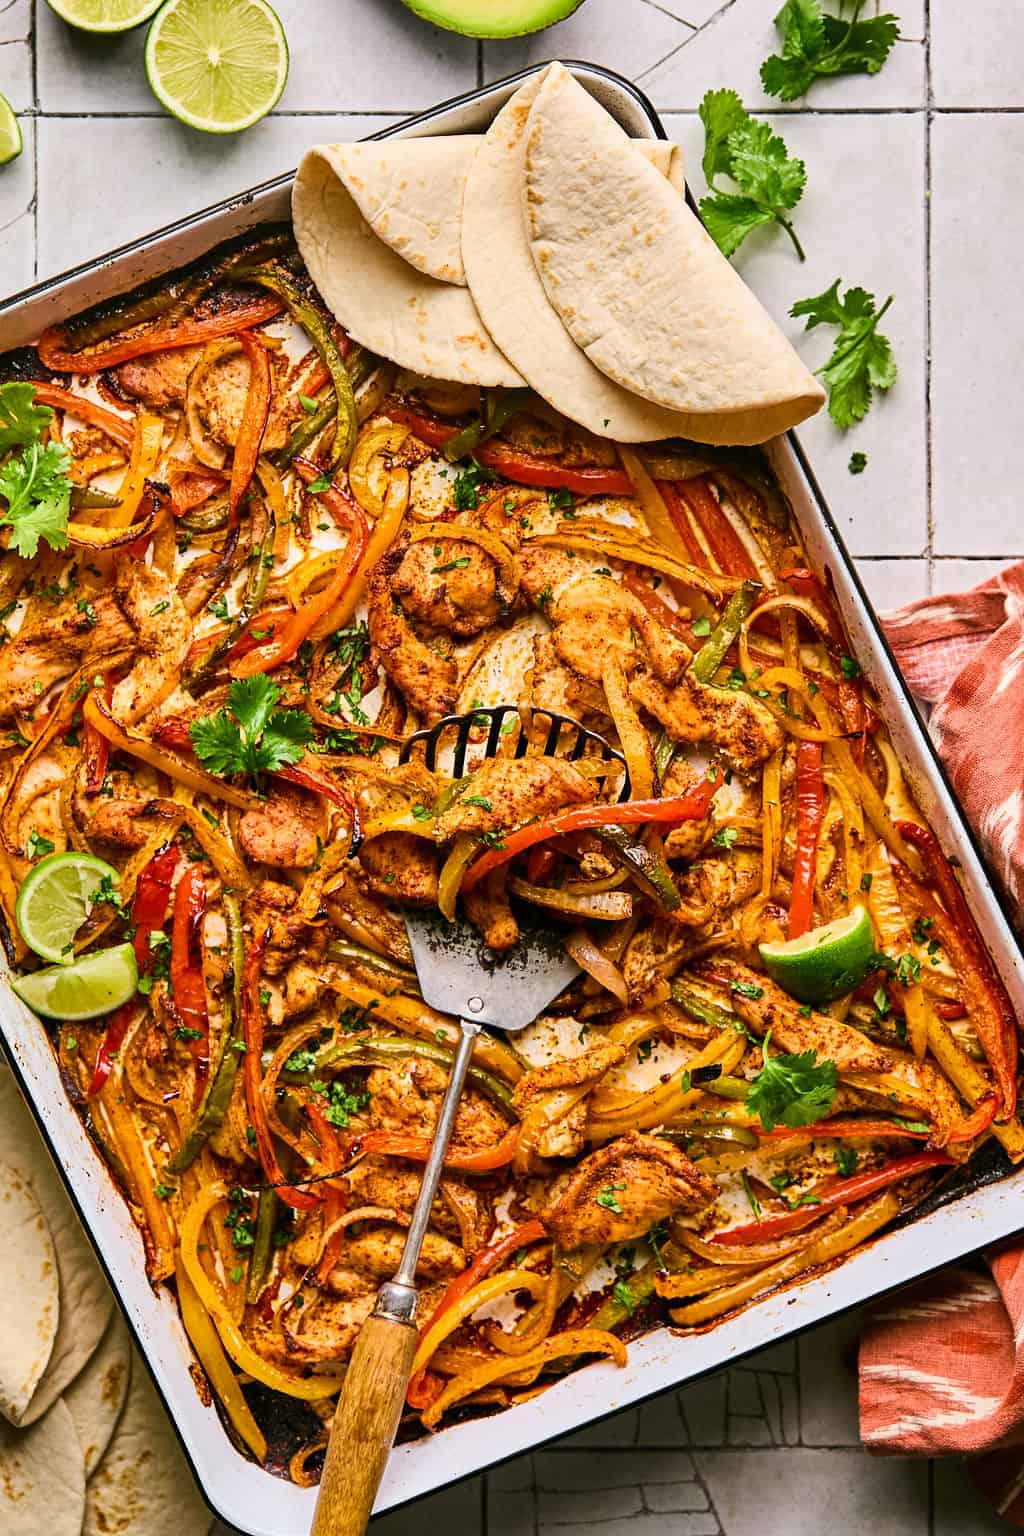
[{"x1": 858, "y1": 561, "x2": 1024, "y2": 1522}]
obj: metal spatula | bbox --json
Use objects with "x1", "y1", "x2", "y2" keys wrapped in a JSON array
[{"x1": 310, "y1": 707, "x2": 626, "y2": 1536}]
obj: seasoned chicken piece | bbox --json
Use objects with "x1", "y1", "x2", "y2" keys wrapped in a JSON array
[
  {"x1": 526, "y1": 634, "x2": 607, "y2": 726},
  {"x1": 513, "y1": 1041, "x2": 627, "y2": 1161},
  {"x1": 0, "y1": 590, "x2": 134, "y2": 722},
  {"x1": 115, "y1": 345, "x2": 202, "y2": 408},
  {"x1": 622, "y1": 920, "x2": 711, "y2": 1003},
  {"x1": 75, "y1": 769, "x2": 155, "y2": 849},
  {"x1": 364, "y1": 1060, "x2": 509, "y2": 1151},
  {"x1": 389, "y1": 535, "x2": 510, "y2": 637},
  {"x1": 238, "y1": 784, "x2": 325, "y2": 870},
  {"x1": 9, "y1": 755, "x2": 66, "y2": 871},
  {"x1": 191, "y1": 348, "x2": 292, "y2": 453},
  {"x1": 542, "y1": 1131, "x2": 715, "y2": 1248},
  {"x1": 358, "y1": 832, "x2": 438, "y2": 907},
  {"x1": 662, "y1": 761, "x2": 714, "y2": 863},
  {"x1": 435, "y1": 756, "x2": 593, "y2": 841},
  {"x1": 339, "y1": 1225, "x2": 464, "y2": 1283},
  {"x1": 242, "y1": 880, "x2": 326, "y2": 976},
  {"x1": 670, "y1": 855, "x2": 761, "y2": 930},
  {"x1": 464, "y1": 876, "x2": 519, "y2": 953},
  {"x1": 282, "y1": 958, "x2": 323, "y2": 1018},
  {"x1": 279, "y1": 1294, "x2": 375, "y2": 1365},
  {"x1": 366, "y1": 561, "x2": 457, "y2": 724},
  {"x1": 325, "y1": 868, "x2": 414, "y2": 965},
  {"x1": 631, "y1": 671, "x2": 784, "y2": 777},
  {"x1": 110, "y1": 561, "x2": 192, "y2": 724}
]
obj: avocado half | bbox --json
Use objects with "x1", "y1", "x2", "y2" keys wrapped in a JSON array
[{"x1": 401, "y1": 0, "x2": 587, "y2": 39}]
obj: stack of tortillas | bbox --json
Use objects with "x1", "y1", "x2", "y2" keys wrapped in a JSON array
[
  {"x1": 294, "y1": 61, "x2": 824, "y2": 447},
  {"x1": 0, "y1": 1064, "x2": 211, "y2": 1535}
]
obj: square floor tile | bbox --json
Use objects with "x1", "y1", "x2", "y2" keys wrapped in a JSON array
[
  {"x1": 663, "y1": 108, "x2": 927, "y2": 557},
  {"x1": 0, "y1": 36, "x2": 32, "y2": 113},
  {"x1": 697, "y1": 1446, "x2": 929, "y2": 1535},
  {"x1": 0, "y1": 113, "x2": 34, "y2": 300},
  {"x1": 932, "y1": 559, "x2": 1012, "y2": 595},
  {"x1": 857, "y1": 559, "x2": 929, "y2": 613},
  {"x1": 931, "y1": 114, "x2": 1024, "y2": 558},
  {"x1": 483, "y1": 0, "x2": 693, "y2": 89},
  {"x1": 932, "y1": 0, "x2": 1024, "y2": 108}
]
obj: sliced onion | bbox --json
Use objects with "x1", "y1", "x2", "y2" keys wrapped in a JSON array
[{"x1": 565, "y1": 928, "x2": 629, "y2": 1005}]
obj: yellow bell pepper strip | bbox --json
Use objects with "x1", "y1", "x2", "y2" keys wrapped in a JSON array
[
  {"x1": 82, "y1": 692, "x2": 262, "y2": 812},
  {"x1": 175, "y1": 1257, "x2": 268, "y2": 1461},
  {"x1": 460, "y1": 782, "x2": 718, "y2": 894},
  {"x1": 36, "y1": 294, "x2": 284, "y2": 372},
  {"x1": 419, "y1": 1328, "x2": 626, "y2": 1430},
  {"x1": 231, "y1": 459, "x2": 368, "y2": 679},
  {"x1": 180, "y1": 1182, "x2": 343, "y2": 1399},
  {"x1": 407, "y1": 1268, "x2": 548, "y2": 1410}
]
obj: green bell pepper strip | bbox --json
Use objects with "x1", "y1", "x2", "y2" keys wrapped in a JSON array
[
  {"x1": 185, "y1": 498, "x2": 276, "y2": 687},
  {"x1": 166, "y1": 894, "x2": 246, "y2": 1175},
  {"x1": 592, "y1": 824, "x2": 681, "y2": 912},
  {"x1": 442, "y1": 388, "x2": 532, "y2": 463},
  {"x1": 589, "y1": 1260, "x2": 660, "y2": 1332},
  {"x1": 690, "y1": 579, "x2": 762, "y2": 686},
  {"x1": 670, "y1": 980, "x2": 747, "y2": 1036},
  {"x1": 325, "y1": 939, "x2": 418, "y2": 986},
  {"x1": 284, "y1": 1033, "x2": 517, "y2": 1118},
  {"x1": 235, "y1": 264, "x2": 357, "y2": 467}
]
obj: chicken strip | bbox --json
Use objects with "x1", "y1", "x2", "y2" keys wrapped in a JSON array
[
  {"x1": 542, "y1": 1130, "x2": 715, "y2": 1248},
  {"x1": 115, "y1": 346, "x2": 203, "y2": 409},
  {"x1": 631, "y1": 671, "x2": 784, "y2": 777},
  {"x1": 464, "y1": 876, "x2": 519, "y2": 953},
  {"x1": 238, "y1": 783, "x2": 325, "y2": 870},
  {"x1": 366, "y1": 560, "x2": 457, "y2": 724},
  {"x1": 358, "y1": 831, "x2": 438, "y2": 907},
  {"x1": 435, "y1": 756, "x2": 593, "y2": 841},
  {"x1": 0, "y1": 590, "x2": 134, "y2": 722},
  {"x1": 389, "y1": 535, "x2": 511, "y2": 638},
  {"x1": 242, "y1": 880, "x2": 327, "y2": 976},
  {"x1": 513, "y1": 1040, "x2": 627, "y2": 1161},
  {"x1": 110, "y1": 561, "x2": 192, "y2": 724}
]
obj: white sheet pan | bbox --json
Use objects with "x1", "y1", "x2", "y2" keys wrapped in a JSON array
[{"x1": 1, "y1": 62, "x2": 1021, "y2": 1536}]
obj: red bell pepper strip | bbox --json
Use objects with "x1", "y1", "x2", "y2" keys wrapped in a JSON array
[
  {"x1": 37, "y1": 295, "x2": 284, "y2": 373},
  {"x1": 460, "y1": 782, "x2": 718, "y2": 894},
  {"x1": 343, "y1": 1124, "x2": 521, "y2": 1174},
  {"x1": 383, "y1": 403, "x2": 633, "y2": 496},
  {"x1": 228, "y1": 332, "x2": 272, "y2": 530},
  {"x1": 185, "y1": 603, "x2": 294, "y2": 667},
  {"x1": 894, "y1": 821, "x2": 1019, "y2": 1119},
  {"x1": 406, "y1": 1218, "x2": 548, "y2": 1409},
  {"x1": 170, "y1": 863, "x2": 210, "y2": 1106},
  {"x1": 677, "y1": 477, "x2": 758, "y2": 579},
  {"x1": 242, "y1": 926, "x2": 321, "y2": 1212},
  {"x1": 30, "y1": 382, "x2": 136, "y2": 452},
  {"x1": 788, "y1": 741, "x2": 826, "y2": 939},
  {"x1": 655, "y1": 479, "x2": 706, "y2": 567},
  {"x1": 231, "y1": 459, "x2": 369, "y2": 679},
  {"x1": 766, "y1": 1118, "x2": 931, "y2": 1143},
  {"x1": 621, "y1": 569, "x2": 697, "y2": 643},
  {"x1": 710, "y1": 1150, "x2": 954, "y2": 1246},
  {"x1": 88, "y1": 842, "x2": 179, "y2": 1097},
  {"x1": 525, "y1": 846, "x2": 558, "y2": 885},
  {"x1": 170, "y1": 469, "x2": 227, "y2": 518},
  {"x1": 306, "y1": 1101, "x2": 348, "y2": 1287}
]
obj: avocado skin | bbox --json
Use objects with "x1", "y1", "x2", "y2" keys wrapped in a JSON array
[{"x1": 401, "y1": 0, "x2": 586, "y2": 38}]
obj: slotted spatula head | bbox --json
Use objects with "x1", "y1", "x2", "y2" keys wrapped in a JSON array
[{"x1": 399, "y1": 704, "x2": 629, "y2": 1031}]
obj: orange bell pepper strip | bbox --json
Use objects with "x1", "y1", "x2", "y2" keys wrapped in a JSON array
[
  {"x1": 231, "y1": 459, "x2": 369, "y2": 679},
  {"x1": 185, "y1": 603, "x2": 294, "y2": 667},
  {"x1": 37, "y1": 295, "x2": 284, "y2": 373},
  {"x1": 460, "y1": 782, "x2": 718, "y2": 894},
  {"x1": 242, "y1": 926, "x2": 321, "y2": 1212},
  {"x1": 383, "y1": 403, "x2": 633, "y2": 496},
  {"x1": 343, "y1": 1124, "x2": 521, "y2": 1174},
  {"x1": 406, "y1": 1218, "x2": 548, "y2": 1409},
  {"x1": 82, "y1": 675, "x2": 114, "y2": 796},
  {"x1": 710, "y1": 1150, "x2": 953, "y2": 1246},
  {"x1": 766, "y1": 1118, "x2": 931, "y2": 1143},
  {"x1": 788, "y1": 741, "x2": 826, "y2": 939},
  {"x1": 228, "y1": 332, "x2": 272, "y2": 530},
  {"x1": 170, "y1": 863, "x2": 210, "y2": 1106},
  {"x1": 88, "y1": 842, "x2": 179, "y2": 1097},
  {"x1": 305, "y1": 1101, "x2": 348, "y2": 1287},
  {"x1": 30, "y1": 382, "x2": 136, "y2": 452},
  {"x1": 677, "y1": 476, "x2": 758, "y2": 579},
  {"x1": 170, "y1": 469, "x2": 226, "y2": 518}
]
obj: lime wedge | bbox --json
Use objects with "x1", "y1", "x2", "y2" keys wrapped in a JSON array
[
  {"x1": 12, "y1": 943, "x2": 138, "y2": 1022},
  {"x1": 759, "y1": 905, "x2": 875, "y2": 1006},
  {"x1": 16, "y1": 851, "x2": 121, "y2": 964},
  {"x1": 144, "y1": 0, "x2": 289, "y2": 135},
  {"x1": 45, "y1": 0, "x2": 163, "y2": 31},
  {"x1": 0, "y1": 95, "x2": 22, "y2": 166}
]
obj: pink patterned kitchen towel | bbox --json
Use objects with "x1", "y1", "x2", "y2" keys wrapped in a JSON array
[{"x1": 859, "y1": 560, "x2": 1024, "y2": 1522}]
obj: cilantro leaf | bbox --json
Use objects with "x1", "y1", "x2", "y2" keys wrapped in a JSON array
[
  {"x1": 698, "y1": 90, "x2": 807, "y2": 260},
  {"x1": 762, "y1": 1, "x2": 900, "y2": 102},
  {"x1": 189, "y1": 712, "x2": 245, "y2": 778},
  {"x1": 0, "y1": 383, "x2": 54, "y2": 454},
  {"x1": 191, "y1": 677, "x2": 313, "y2": 785},
  {"x1": 227, "y1": 674, "x2": 280, "y2": 740},
  {"x1": 790, "y1": 280, "x2": 897, "y2": 427},
  {"x1": 0, "y1": 440, "x2": 72, "y2": 558},
  {"x1": 746, "y1": 1031, "x2": 837, "y2": 1132},
  {"x1": 258, "y1": 709, "x2": 315, "y2": 771}
]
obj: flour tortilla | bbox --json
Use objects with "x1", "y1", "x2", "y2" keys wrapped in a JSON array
[
  {"x1": 0, "y1": 1068, "x2": 114, "y2": 1425},
  {"x1": 464, "y1": 72, "x2": 701, "y2": 442},
  {"x1": 0, "y1": 1399, "x2": 86, "y2": 1536},
  {"x1": 84, "y1": 1350, "x2": 210, "y2": 1536},
  {"x1": 0, "y1": 1163, "x2": 58, "y2": 1424},
  {"x1": 523, "y1": 63, "x2": 824, "y2": 444},
  {"x1": 318, "y1": 135, "x2": 682, "y2": 289},
  {"x1": 64, "y1": 1310, "x2": 132, "y2": 1476},
  {"x1": 294, "y1": 143, "x2": 523, "y2": 387}
]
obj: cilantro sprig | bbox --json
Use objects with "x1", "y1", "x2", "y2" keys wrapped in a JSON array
[
  {"x1": 698, "y1": 89, "x2": 807, "y2": 260},
  {"x1": 761, "y1": 0, "x2": 900, "y2": 103},
  {"x1": 190, "y1": 676, "x2": 312, "y2": 788},
  {"x1": 790, "y1": 280, "x2": 897, "y2": 427},
  {"x1": 0, "y1": 383, "x2": 72, "y2": 559},
  {"x1": 746, "y1": 1030, "x2": 837, "y2": 1132}
]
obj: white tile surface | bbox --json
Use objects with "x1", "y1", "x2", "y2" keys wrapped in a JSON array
[
  {"x1": 0, "y1": 113, "x2": 33, "y2": 299},
  {"x1": 932, "y1": 0, "x2": 1024, "y2": 108},
  {"x1": 858, "y1": 559, "x2": 929, "y2": 612},
  {"x1": 932, "y1": 559, "x2": 1010, "y2": 596},
  {"x1": 931, "y1": 113, "x2": 1024, "y2": 558},
  {"x1": 483, "y1": 0, "x2": 693, "y2": 87}
]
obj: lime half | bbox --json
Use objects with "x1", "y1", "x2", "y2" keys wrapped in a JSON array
[
  {"x1": 16, "y1": 851, "x2": 121, "y2": 964},
  {"x1": 0, "y1": 95, "x2": 22, "y2": 166},
  {"x1": 12, "y1": 943, "x2": 138, "y2": 1022},
  {"x1": 45, "y1": 0, "x2": 163, "y2": 31},
  {"x1": 144, "y1": 0, "x2": 289, "y2": 134},
  {"x1": 759, "y1": 905, "x2": 875, "y2": 1006}
]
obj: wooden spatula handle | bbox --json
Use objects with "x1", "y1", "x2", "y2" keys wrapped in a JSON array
[{"x1": 310, "y1": 1309, "x2": 419, "y2": 1536}]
